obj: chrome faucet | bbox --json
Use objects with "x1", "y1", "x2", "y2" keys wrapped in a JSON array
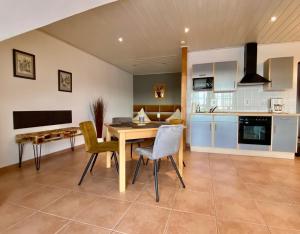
[{"x1": 209, "y1": 106, "x2": 217, "y2": 113}]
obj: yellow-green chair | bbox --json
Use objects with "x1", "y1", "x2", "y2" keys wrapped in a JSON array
[{"x1": 78, "y1": 121, "x2": 119, "y2": 185}]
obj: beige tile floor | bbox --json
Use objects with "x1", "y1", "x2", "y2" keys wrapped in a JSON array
[{"x1": 1, "y1": 147, "x2": 300, "y2": 234}]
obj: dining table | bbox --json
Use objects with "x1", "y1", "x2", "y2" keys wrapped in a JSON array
[{"x1": 104, "y1": 122, "x2": 184, "y2": 192}]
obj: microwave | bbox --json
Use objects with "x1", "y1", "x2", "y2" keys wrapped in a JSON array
[{"x1": 193, "y1": 77, "x2": 213, "y2": 91}]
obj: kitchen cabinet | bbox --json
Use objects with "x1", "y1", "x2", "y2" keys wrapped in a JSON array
[
  {"x1": 272, "y1": 116, "x2": 298, "y2": 152},
  {"x1": 214, "y1": 115, "x2": 238, "y2": 148},
  {"x1": 264, "y1": 57, "x2": 293, "y2": 91},
  {"x1": 190, "y1": 115, "x2": 213, "y2": 147},
  {"x1": 190, "y1": 115, "x2": 237, "y2": 148},
  {"x1": 192, "y1": 63, "x2": 214, "y2": 78},
  {"x1": 214, "y1": 61, "x2": 238, "y2": 92}
]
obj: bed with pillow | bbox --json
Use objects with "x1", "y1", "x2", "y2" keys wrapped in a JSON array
[{"x1": 133, "y1": 105, "x2": 181, "y2": 122}]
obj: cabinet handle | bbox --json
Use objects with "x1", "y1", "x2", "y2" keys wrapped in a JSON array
[
  {"x1": 214, "y1": 122, "x2": 217, "y2": 131},
  {"x1": 233, "y1": 81, "x2": 236, "y2": 88}
]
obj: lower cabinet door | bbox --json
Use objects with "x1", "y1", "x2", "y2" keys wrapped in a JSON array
[
  {"x1": 191, "y1": 121, "x2": 212, "y2": 147},
  {"x1": 272, "y1": 116, "x2": 298, "y2": 152},
  {"x1": 214, "y1": 121, "x2": 238, "y2": 148}
]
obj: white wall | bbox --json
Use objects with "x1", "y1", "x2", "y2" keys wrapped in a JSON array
[
  {"x1": 133, "y1": 73, "x2": 181, "y2": 105},
  {"x1": 0, "y1": 0, "x2": 117, "y2": 41},
  {"x1": 0, "y1": 30, "x2": 133, "y2": 168},
  {"x1": 187, "y1": 41, "x2": 300, "y2": 142}
]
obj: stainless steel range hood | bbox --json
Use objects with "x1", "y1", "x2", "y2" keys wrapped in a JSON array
[{"x1": 238, "y1": 42, "x2": 270, "y2": 86}]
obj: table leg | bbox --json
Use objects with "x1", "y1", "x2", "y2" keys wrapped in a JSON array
[
  {"x1": 106, "y1": 127, "x2": 112, "y2": 168},
  {"x1": 70, "y1": 134, "x2": 75, "y2": 151},
  {"x1": 178, "y1": 134, "x2": 184, "y2": 176},
  {"x1": 119, "y1": 132, "x2": 126, "y2": 192},
  {"x1": 33, "y1": 144, "x2": 42, "y2": 170},
  {"x1": 18, "y1": 143, "x2": 24, "y2": 168}
]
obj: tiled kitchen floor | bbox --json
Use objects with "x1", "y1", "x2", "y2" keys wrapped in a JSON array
[{"x1": 1, "y1": 147, "x2": 300, "y2": 234}]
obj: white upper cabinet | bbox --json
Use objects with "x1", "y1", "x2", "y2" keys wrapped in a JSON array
[
  {"x1": 192, "y1": 63, "x2": 214, "y2": 78},
  {"x1": 264, "y1": 57, "x2": 294, "y2": 91},
  {"x1": 192, "y1": 61, "x2": 238, "y2": 92},
  {"x1": 214, "y1": 61, "x2": 238, "y2": 92}
]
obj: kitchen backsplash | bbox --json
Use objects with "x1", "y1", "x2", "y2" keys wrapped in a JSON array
[{"x1": 192, "y1": 86, "x2": 294, "y2": 113}]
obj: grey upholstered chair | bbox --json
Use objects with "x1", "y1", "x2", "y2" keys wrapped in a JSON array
[
  {"x1": 112, "y1": 117, "x2": 145, "y2": 159},
  {"x1": 132, "y1": 125, "x2": 185, "y2": 202}
]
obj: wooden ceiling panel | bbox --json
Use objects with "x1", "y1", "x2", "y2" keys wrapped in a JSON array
[{"x1": 41, "y1": 0, "x2": 300, "y2": 75}]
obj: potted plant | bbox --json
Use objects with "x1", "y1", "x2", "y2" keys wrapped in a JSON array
[{"x1": 91, "y1": 98, "x2": 105, "y2": 142}]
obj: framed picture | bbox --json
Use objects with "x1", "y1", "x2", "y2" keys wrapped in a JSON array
[
  {"x1": 58, "y1": 70, "x2": 72, "y2": 92},
  {"x1": 153, "y1": 83, "x2": 166, "y2": 99},
  {"x1": 13, "y1": 49, "x2": 36, "y2": 80}
]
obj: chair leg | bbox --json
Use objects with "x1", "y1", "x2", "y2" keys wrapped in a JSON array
[
  {"x1": 90, "y1": 153, "x2": 98, "y2": 173},
  {"x1": 132, "y1": 155, "x2": 143, "y2": 184},
  {"x1": 146, "y1": 158, "x2": 149, "y2": 166},
  {"x1": 113, "y1": 152, "x2": 119, "y2": 174},
  {"x1": 168, "y1": 155, "x2": 186, "y2": 188},
  {"x1": 183, "y1": 161, "x2": 186, "y2": 167},
  {"x1": 141, "y1": 155, "x2": 145, "y2": 165},
  {"x1": 154, "y1": 160, "x2": 159, "y2": 202},
  {"x1": 78, "y1": 153, "x2": 96, "y2": 185},
  {"x1": 158, "y1": 159, "x2": 161, "y2": 172},
  {"x1": 130, "y1": 144, "x2": 133, "y2": 159}
]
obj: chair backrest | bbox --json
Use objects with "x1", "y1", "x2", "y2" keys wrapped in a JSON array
[
  {"x1": 152, "y1": 125, "x2": 183, "y2": 159},
  {"x1": 112, "y1": 117, "x2": 132, "y2": 124},
  {"x1": 79, "y1": 121, "x2": 98, "y2": 152},
  {"x1": 169, "y1": 119, "x2": 184, "y2": 125}
]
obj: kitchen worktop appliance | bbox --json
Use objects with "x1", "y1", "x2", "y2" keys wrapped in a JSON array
[{"x1": 270, "y1": 98, "x2": 284, "y2": 113}]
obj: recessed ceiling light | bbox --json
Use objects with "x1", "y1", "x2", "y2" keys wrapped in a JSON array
[
  {"x1": 180, "y1": 40, "x2": 186, "y2": 45},
  {"x1": 118, "y1": 37, "x2": 123, "y2": 42},
  {"x1": 184, "y1": 27, "x2": 190, "y2": 33},
  {"x1": 270, "y1": 16, "x2": 277, "y2": 22}
]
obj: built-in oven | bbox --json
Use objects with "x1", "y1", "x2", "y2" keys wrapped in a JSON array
[
  {"x1": 193, "y1": 77, "x2": 213, "y2": 91},
  {"x1": 238, "y1": 116, "x2": 272, "y2": 145}
]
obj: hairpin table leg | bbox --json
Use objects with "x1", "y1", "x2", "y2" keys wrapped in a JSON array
[
  {"x1": 33, "y1": 144, "x2": 42, "y2": 170},
  {"x1": 70, "y1": 134, "x2": 75, "y2": 151},
  {"x1": 18, "y1": 143, "x2": 25, "y2": 168}
]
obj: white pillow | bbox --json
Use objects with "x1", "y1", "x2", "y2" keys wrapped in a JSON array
[
  {"x1": 133, "y1": 108, "x2": 151, "y2": 122},
  {"x1": 166, "y1": 109, "x2": 181, "y2": 122}
]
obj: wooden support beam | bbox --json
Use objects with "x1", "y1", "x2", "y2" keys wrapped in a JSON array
[{"x1": 181, "y1": 46, "x2": 188, "y2": 147}]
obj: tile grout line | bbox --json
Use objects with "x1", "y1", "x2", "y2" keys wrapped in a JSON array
[
  {"x1": 53, "y1": 220, "x2": 72, "y2": 234},
  {"x1": 38, "y1": 189, "x2": 72, "y2": 211},
  {"x1": 39, "y1": 210, "x2": 115, "y2": 232},
  {"x1": 162, "y1": 187, "x2": 180, "y2": 234},
  {"x1": 209, "y1": 158, "x2": 220, "y2": 234},
  {"x1": 4, "y1": 210, "x2": 39, "y2": 231},
  {"x1": 111, "y1": 201, "x2": 135, "y2": 231},
  {"x1": 162, "y1": 208, "x2": 172, "y2": 234}
]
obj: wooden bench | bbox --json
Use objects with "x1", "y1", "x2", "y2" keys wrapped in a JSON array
[{"x1": 15, "y1": 127, "x2": 81, "y2": 170}]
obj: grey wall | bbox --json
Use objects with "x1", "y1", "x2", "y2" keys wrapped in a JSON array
[{"x1": 133, "y1": 73, "x2": 181, "y2": 105}]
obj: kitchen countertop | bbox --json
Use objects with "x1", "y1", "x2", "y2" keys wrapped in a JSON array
[{"x1": 192, "y1": 112, "x2": 300, "y2": 116}]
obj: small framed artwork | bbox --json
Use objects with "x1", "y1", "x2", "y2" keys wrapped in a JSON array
[
  {"x1": 58, "y1": 70, "x2": 72, "y2": 92},
  {"x1": 13, "y1": 49, "x2": 36, "y2": 80},
  {"x1": 153, "y1": 83, "x2": 166, "y2": 99}
]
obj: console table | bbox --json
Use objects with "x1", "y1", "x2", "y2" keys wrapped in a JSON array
[{"x1": 15, "y1": 127, "x2": 81, "y2": 170}]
